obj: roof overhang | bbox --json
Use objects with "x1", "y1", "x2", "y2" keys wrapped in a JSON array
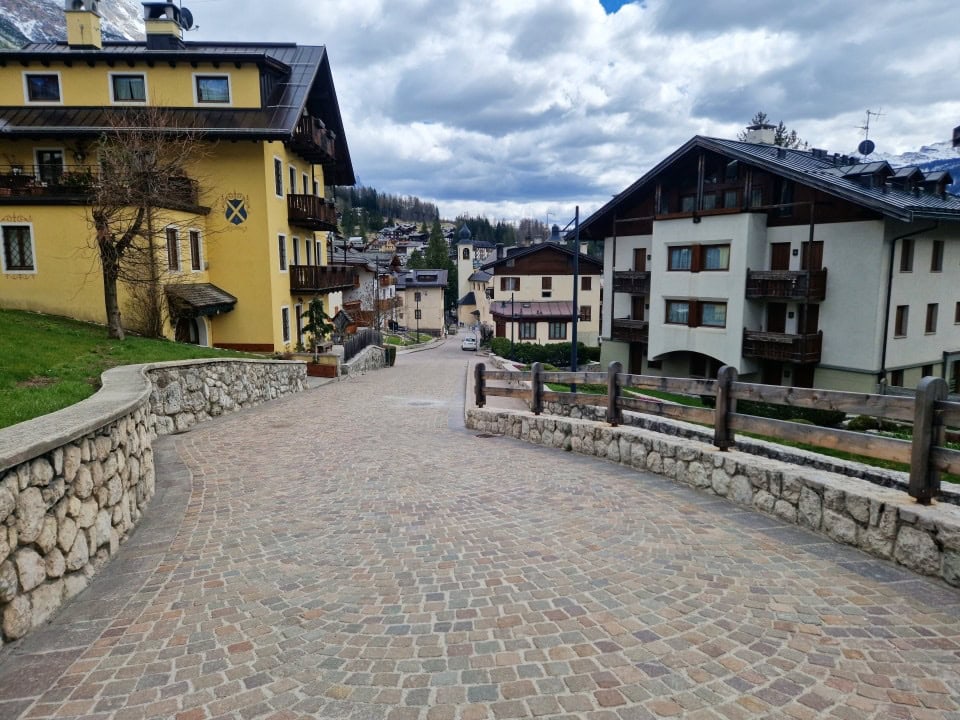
[{"x1": 166, "y1": 283, "x2": 237, "y2": 318}]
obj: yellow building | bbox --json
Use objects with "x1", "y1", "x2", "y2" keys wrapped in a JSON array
[{"x1": 0, "y1": 1, "x2": 356, "y2": 351}]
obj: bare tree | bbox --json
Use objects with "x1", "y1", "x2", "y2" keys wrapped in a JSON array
[{"x1": 88, "y1": 107, "x2": 210, "y2": 339}]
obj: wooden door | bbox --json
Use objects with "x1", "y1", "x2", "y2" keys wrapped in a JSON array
[
  {"x1": 801, "y1": 241, "x2": 824, "y2": 271},
  {"x1": 761, "y1": 361, "x2": 782, "y2": 385},
  {"x1": 631, "y1": 296, "x2": 645, "y2": 321},
  {"x1": 770, "y1": 242, "x2": 791, "y2": 271},
  {"x1": 792, "y1": 365, "x2": 816, "y2": 388},
  {"x1": 629, "y1": 343, "x2": 645, "y2": 375},
  {"x1": 495, "y1": 319, "x2": 506, "y2": 338},
  {"x1": 766, "y1": 303, "x2": 787, "y2": 333},
  {"x1": 798, "y1": 304, "x2": 820, "y2": 334},
  {"x1": 633, "y1": 248, "x2": 646, "y2": 272}
]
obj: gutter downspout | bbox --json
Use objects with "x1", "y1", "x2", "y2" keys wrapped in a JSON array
[{"x1": 879, "y1": 221, "x2": 939, "y2": 390}]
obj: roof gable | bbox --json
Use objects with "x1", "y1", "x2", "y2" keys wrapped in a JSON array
[{"x1": 480, "y1": 243, "x2": 602, "y2": 275}]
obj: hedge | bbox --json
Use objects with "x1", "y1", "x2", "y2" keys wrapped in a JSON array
[{"x1": 489, "y1": 338, "x2": 600, "y2": 367}]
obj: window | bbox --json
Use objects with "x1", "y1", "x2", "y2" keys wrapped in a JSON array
[
  {"x1": 702, "y1": 245, "x2": 730, "y2": 271},
  {"x1": 292, "y1": 237, "x2": 301, "y2": 266},
  {"x1": 519, "y1": 321, "x2": 537, "y2": 340},
  {"x1": 894, "y1": 305, "x2": 908, "y2": 337},
  {"x1": 548, "y1": 322, "x2": 567, "y2": 340},
  {"x1": 278, "y1": 235, "x2": 287, "y2": 272},
  {"x1": 195, "y1": 75, "x2": 230, "y2": 104},
  {"x1": 302, "y1": 173, "x2": 309, "y2": 195},
  {"x1": 702, "y1": 193, "x2": 718, "y2": 211},
  {"x1": 25, "y1": 73, "x2": 60, "y2": 102},
  {"x1": 189, "y1": 230, "x2": 202, "y2": 271},
  {"x1": 666, "y1": 301, "x2": 689, "y2": 325},
  {"x1": 462, "y1": 248, "x2": 470, "y2": 260},
  {"x1": 165, "y1": 227, "x2": 180, "y2": 271},
  {"x1": 581, "y1": 276, "x2": 592, "y2": 291},
  {"x1": 500, "y1": 277, "x2": 519, "y2": 291},
  {"x1": 281, "y1": 306, "x2": 291, "y2": 344},
  {"x1": 579, "y1": 305, "x2": 591, "y2": 321},
  {"x1": 931, "y1": 240, "x2": 944, "y2": 272},
  {"x1": 2, "y1": 225, "x2": 35, "y2": 273},
  {"x1": 750, "y1": 187, "x2": 763, "y2": 208},
  {"x1": 289, "y1": 166, "x2": 297, "y2": 195},
  {"x1": 956, "y1": 302, "x2": 960, "y2": 324},
  {"x1": 305, "y1": 241, "x2": 312, "y2": 267},
  {"x1": 542, "y1": 277, "x2": 552, "y2": 290},
  {"x1": 724, "y1": 190, "x2": 739, "y2": 209},
  {"x1": 110, "y1": 74, "x2": 146, "y2": 103},
  {"x1": 680, "y1": 195, "x2": 696, "y2": 213},
  {"x1": 313, "y1": 180, "x2": 319, "y2": 196},
  {"x1": 668, "y1": 246, "x2": 692, "y2": 271},
  {"x1": 900, "y1": 238, "x2": 914, "y2": 272},
  {"x1": 700, "y1": 302, "x2": 727, "y2": 327},
  {"x1": 922, "y1": 364, "x2": 934, "y2": 378},
  {"x1": 274, "y1": 158, "x2": 283, "y2": 197},
  {"x1": 778, "y1": 180, "x2": 794, "y2": 216},
  {"x1": 926, "y1": 303, "x2": 938, "y2": 334},
  {"x1": 295, "y1": 304, "x2": 303, "y2": 345},
  {"x1": 890, "y1": 369, "x2": 904, "y2": 387}
]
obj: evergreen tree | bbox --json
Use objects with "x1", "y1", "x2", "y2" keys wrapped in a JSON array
[
  {"x1": 738, "y1": 111, "x2": 807, "y2": 149},
  {"x1": 424, "y1": 219, "x2": 449, "y2": 269},
  {"x1": 406, "y1": 249, "x2": 426, "y2": 269}
]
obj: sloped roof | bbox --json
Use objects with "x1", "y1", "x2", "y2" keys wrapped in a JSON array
[
  {"x1": 468, "y1": 270, "x2": 492, "y2": 283},
  {"x1": 458, "y1": 291, "x2": 477, "y2": 306},
  {"x1": 480, "y1": 242, "x2": 602, "y2": 273},
  {"x1": 490, "y1": 300, "x2": 573, "y2": 320},
  {"x1": 0, "y1": 42, "x2": 354, "y2": 185},
  {"x1": 579, "y1": 136, "x2": 960, "y2": 237},
  {"x1": 165, "y1": 283, "x2": 237, "y2": 317},
  {"x1": 398, "y1": 269, "x2": 448, "y2": 289}
]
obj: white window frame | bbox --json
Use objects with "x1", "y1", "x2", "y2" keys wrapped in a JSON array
[
  {"x1": 165, "y1": 226, "x2": 181, "y2": 272},
  {"x1": 33, "y1": 147, "x2": 65, "y2": 184},
  {"x1": 292, "y1": 237, "x2": 300, "y2": 266},
  {"x1": 302, "y1": 172, "x2": 310, "y2": 195},
  {"x1": 273, "y1": 157, "x2": 284, "y2": 198},
  {"x1": 305, "y1": 240, "x2": 312, "y2": 267},
  {"x1": 108, "y1": 72, "x2": 148, "y2": 104},
  {"x1": 280, "y1": 305, "x2": 291, "y2": 345},
  {"x1": 188, "y1": 228, "x2": 203, "y2": 272},
  {"x1": 295, "y1": 302, "x2": 304, "y2": 345},
  {"x1": 278, "y1": 234, "x2": 287, "y2": 272},
  {"x1": 288, "y1": 165, "x2": 297, "y2": 196},
  {"x1": 192, "y1": 73, "x2": 232, "y2": 106},
  {"x1": 1, "y1": 222, "x2": 37, "y2": 274},
  {"x1": 23, "y1": 71, "x2": 63, "y2": 105}
]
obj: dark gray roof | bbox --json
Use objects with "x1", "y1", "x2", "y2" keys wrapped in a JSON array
[
  {"x1": 0, "y1": 42, "x2": 354, "y2": 185},
  {"x1": 458, "y1": 291, "x2": 477, "y2": 306},
  {"x1": 400, "y1": 269, "x2": 448, "y2": 288},
  {"x1": 580, "y1": 136, "x2": 960, "y2": 236},
  {"x1": 480, "y1": 242, "x2": 602, "y2": 273},
  {"x1": 468, "y1": 270, "x2": 492, "y2": 282},
  {"x1": 165, "y1": 283, "x2": 237, "y2": 317},
  {"x1": 490, "y1": 300, "x2": 573, "y2": 320}
]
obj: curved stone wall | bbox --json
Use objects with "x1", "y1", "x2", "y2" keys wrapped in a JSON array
[{"x1": 0, "y1": 359, "x2": 305, "y2": 645}]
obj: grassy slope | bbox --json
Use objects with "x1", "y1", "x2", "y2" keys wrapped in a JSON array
[{"x1": 0, "y1": 309, "x2": 253, "y2": 429}]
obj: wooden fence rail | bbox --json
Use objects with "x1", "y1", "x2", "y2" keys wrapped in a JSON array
[{"x1": 474, "y1": 362, "x2": 960, "y2": 505}]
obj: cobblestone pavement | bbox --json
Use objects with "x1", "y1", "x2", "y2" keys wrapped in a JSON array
[{"x1": 2, "y1": 338, "x2": 960, "y2": 720}]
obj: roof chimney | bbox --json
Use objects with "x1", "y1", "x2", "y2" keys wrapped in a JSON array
[
  {"x1": 65, "y1": 0, "x2": 103, "y2": 50},
  {"x1": 744, "y1": 123, "x2": 775, "y2": 145},
  {"x1": 142, "y1": 2, "x2": 189, "y2": 50}
]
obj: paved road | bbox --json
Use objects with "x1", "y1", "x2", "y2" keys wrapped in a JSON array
[{"x1": 1, "y1": 337, "x2": 959, "y2": 720}]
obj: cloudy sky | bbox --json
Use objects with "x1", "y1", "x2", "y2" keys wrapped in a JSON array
[{"x1": 182, "y1": 0, "x2": 958, "y2": 223}]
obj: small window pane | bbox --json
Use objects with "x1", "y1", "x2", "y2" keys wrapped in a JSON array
[
  {"x1": 3, "y1": 226, "x2": 34, "y2": 271},
  {"x1": 680, "y1": 195, "x2": 696, "y2": 212},
  {"x1": 701, "y1": 302, "x2": 727, "y2": 327},
  {"x1": 166, "y1": 228, "x2": 179, "y2": 271},
  {"x1": 26, "y1": 74, "x2": 60, "y2": 102},
  {"x1": 669, "y1": 247, "x2": 691, "y2": 271},
  {"x1": 274, "y1": 159, "x2": 283, "y2": 196},
  {"x1": 196, "y1": 76, "x2": 229, "y2": 103},
  {"x1": 667, "y1": 301, "x2": 689, "y2": 324},
  {"x1": 703, "y1": 245, "x2": 730, "y2": 270},
  {"x1": 112, "y1": 75, "x2": 145, "y2": 102},
  {"x1": 189, "y1": 230, "x2": 201, "y2": 271}
]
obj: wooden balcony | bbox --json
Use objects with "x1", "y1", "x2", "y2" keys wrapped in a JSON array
[
  {"x1": 290, "y1": 115, "x2": 337, "y2": 164},
  {"x1": 612, "y1": 270, "x2": 650, "y2": 295},
  {"x1": 377, "y1": 296, "x2": 403, "y2": 311},
  {"x1": 287, "y1": 194, "x2": 338, "y2": 231},
  {"x1": 745, "y1": 269, "x2": 827, "y2": 301},
  {"x1": 611, "y1": 318, "x2": 649, "y2": 343},
  {"x1": 289, "y1": 264, "x2": 357, "y2": 294},
  {"x1": 742, "y1": 330, "x2": 822, "y2": 363}
]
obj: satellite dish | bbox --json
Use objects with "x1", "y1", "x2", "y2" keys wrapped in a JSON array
[
  {"x1": 179, "y1": 7, "x2": 194, "y2": 30},
  {"x1": 858, "y1": 139, "x2": 876, "y2": 156}
]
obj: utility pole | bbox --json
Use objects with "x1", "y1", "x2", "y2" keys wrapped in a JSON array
[
  {"x1": 570, "y1": 205, "x2": 580, "y2": 376},
  {"x1": 510, "y1": 291, "x2": 515, "y2": 358}
]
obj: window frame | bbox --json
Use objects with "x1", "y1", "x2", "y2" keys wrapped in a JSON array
[
  {"x1": 500, "y1": 276, "x2": 519, "y2": 292},
  {"x1": 280, "y1": 306, "x2": 291, "y2": 345},
  {"x1": 165, "y1": 227, "x2": 180, "y2": 272},
  {"x1": 900, "y1": 238, "x2": 914, "y2": 272},
  {"x1": 931, "y1": 240, "x2": 944, "y2": 272},
  {"x1": 23, "y1": 72, "x2": 62, "y2": 104},
  {"x1": 579, "y1": 305, "x2": 591, "y2": 322},
  {"x1": 699, "y1": 301, "x2": 727, "y2": 328},
  {"x1": 518, "y1": 321, "x2": 537, "y2": 340},
  {"x1": 302, "y1": 172, "x2": 310, "y2": 195},
  {"x1": 581, "y1": 276, "x2": 592, "y2": 291},
  {"x1": 541, "y1": 276, "x2": 552, "y2": 290},
  {"x1": 548, "y1": 321, "x2": 567, "y2": 340},
  {"x1": 668, "y1": 245, "x2": 692, "y2": 271},
  {"x1": 193, "y1": 73, "x2": 232, "y2": 106},
  {"x1": 894, "y1": 305, "x2": 908, "y2": 337},
  {"x1": 189, "y1": 229, "x2": 202, "y2": 272},
  {"x1": 292, "y1": 237, "x2": 301, "y2": 267},
  {"x1": 701, "y1": 244, "x2": 730, "y2": 271},
  {"x1": 289, "y1": 165, "x2": 297, "y2": 196},
  {"x1": 665, "y1": 300, "x2": 690, "y2": 326},
  {"x1": 108, "y1": 72, "x2": 147, "y2": 104},
  {"x1": 278, "y1": 234, "x2": 287, "y2": 272},
  {"x1": 273, "y1": 157, "x2": 284, "y2": 197},
  {"x1": 1, "y1": 223, "x2": 37, "y2": 274},
  {"x1": 925, "y1": 303, "x2": 938, "y2": 334},
  {"x1": 295, "y1": 303, "x2": 304, "y2": 346}
]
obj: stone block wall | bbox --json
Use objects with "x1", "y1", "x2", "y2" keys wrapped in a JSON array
[
  {"x1": 466, "y1": 407, "x2": 960, "y2": 588},
  {"x1": 0, "y1": 359, "x2": 305, "y2": 644},
  {"x1": 342, "y1": 345, "x2": 386, "y2": 376}
]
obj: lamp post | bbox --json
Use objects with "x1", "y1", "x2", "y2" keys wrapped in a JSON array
[
  {"x1": 510, "y1": 291, "x2": 515, "y2": 359},
  {"x1": 571, "y1": 205, "x2": 580, "y2": 375},
  {"x1": 415, "y1": 290, "x2": 421, "y2": 341}
]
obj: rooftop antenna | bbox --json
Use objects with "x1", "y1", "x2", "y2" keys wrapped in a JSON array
[{"x1": 857, "y1": 108, "x2": 883, "y2": 156}]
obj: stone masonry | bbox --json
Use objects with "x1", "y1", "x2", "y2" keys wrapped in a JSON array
[{"x1": 0, "y1": 359, "x2": 305, "y2": 644}]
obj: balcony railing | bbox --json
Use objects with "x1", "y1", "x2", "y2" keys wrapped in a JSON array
[
  {"x1": 290, "y1": 116, "x2": 337, "y2": 164},
  {"x1": 289, "y1": 264, "x2": 357, "y2": 294},
  {"x1": 0, "y1": 164, "x2": 200, "y2": 208},
  {"x1": 287, "y1": 194, "x2": 338, "y2": 231},
  {"x1": 612, "y1": 270, "x2": 650, "y2": 295},
  {"x1": 742, "y1": 330, "x2": 822, "y2": 364},
  {"x1": 745, "y1": 269, "x2": 827, "y2": 301},
  {"x1": 611, "y1": 318, "x2": 649, "y2": 343},
  {"x1": 377, "y1": 297, "x2": 403, "y2": 311}
]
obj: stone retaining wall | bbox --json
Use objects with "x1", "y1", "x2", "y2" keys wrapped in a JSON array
[
  {"x1": 466, "y1": 407, "x2": 960, "y2": 588},
  {"x1": 342, "y1": 344, "x2": 386, "y2": 375},
  {"x1": 0, "y1": 359, "x2": 305, "y2": 644}
]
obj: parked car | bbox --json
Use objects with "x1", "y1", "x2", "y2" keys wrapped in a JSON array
[{"x1": 461, "y1": 335, "x2": 477, "y2": 351}]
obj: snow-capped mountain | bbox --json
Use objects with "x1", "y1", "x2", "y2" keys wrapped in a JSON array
[
  {"x1": 866, "y1": 139, "x2": 960, "y2": 195},
  {"x1": 0, "y1": 0, "x2": 143, "y2": 48}
]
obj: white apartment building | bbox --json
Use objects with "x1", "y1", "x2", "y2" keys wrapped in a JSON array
[{"x1": 582, "y1": 131, "x2": 960, "y2": 393}]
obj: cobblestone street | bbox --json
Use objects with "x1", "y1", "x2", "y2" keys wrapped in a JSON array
[{"x1": 1, "y1": 338, "x2": 959, "y2": 719}]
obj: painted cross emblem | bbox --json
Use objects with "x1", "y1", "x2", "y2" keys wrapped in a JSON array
[{"x1": 225, "y1": 198, "x2": 248, "y2": 225}]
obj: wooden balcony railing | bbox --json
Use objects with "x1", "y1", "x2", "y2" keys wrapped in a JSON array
[
  {"x1": 742, "y1": 330, "x2": 822, "y2": 363},
  {"x1": 287, "y1": 194, "x2": 338, "y2": 231},
  {"x1": 289, "y1": 264, "x2": 357, "y2": 294},
  {"x1": 745, "y1": 269, "x2": 827, "y2": 301},
  {"x1": 377, "y1": 296, "x2": 403, "y2": 311},
  {"x1": 290, "y1": 116, "x2": 337, "y2": 164},
  {"x1": 612, "y1": 270, "x2": 650, "y2": 295},
  {"x1": 611, "y1": 318, "x2": 649, "y2": 343}
]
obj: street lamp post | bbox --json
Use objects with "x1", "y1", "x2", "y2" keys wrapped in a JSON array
[
  {"x1": 571, "y1": 205, "x2": 580, "y2": 376},
  {"x1": 415, "y1": 290, "x2": 421, "y2": 341}
]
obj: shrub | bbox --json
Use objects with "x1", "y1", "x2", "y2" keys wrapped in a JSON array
[
  {"x1": 384, "y1": 345, "x2": 396, "y2": 367},
  {"x1": 487, "y1": 339, "x2": 598, "y2": 368},
  {"x1": 846, "y1": 415, "x2": 879, "y2": 432},
  {"x1": 735, "y1": 399, "x2": 846, "y2": 428}
]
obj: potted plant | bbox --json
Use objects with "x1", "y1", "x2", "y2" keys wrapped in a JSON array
[{"x1": 301, "y1": 297, "x2": 336, "y2": 377}]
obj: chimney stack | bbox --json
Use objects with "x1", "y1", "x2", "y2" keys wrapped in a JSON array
[
  {"x1": 142, "y1": 2, "x2": 187, "y2": 50},
  {"x1": 65, "y1": 0, "x2": 103, "y2": 50},
  {"x1": 743, "y1": 123, "x2": 775, "y2": 145}
]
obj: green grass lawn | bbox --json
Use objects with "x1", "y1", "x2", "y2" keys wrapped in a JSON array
[{"x1": 0, "y1": 309, "x2": 254, "y2": 429}]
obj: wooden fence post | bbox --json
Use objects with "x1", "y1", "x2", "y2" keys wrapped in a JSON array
[
  {"x1": 607, "y1": 361, "x2": 623, "y2": 426},
  {"x1": 531, "y1": 361, "x2": 544, "y2": 415},
  {"x1": 909, "y1": 376, "x2": 947, "y2": 504},
  {"x1": 475, "y1": 362, "x2": 486, "y2": 408},
  {"x1": 713, "y1": 365, "x2": 738, "y2": 450}
]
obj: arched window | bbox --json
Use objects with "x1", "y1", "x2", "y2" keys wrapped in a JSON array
[{"x1": 462, "y1": 248, "x2": 470, "y2": 260}]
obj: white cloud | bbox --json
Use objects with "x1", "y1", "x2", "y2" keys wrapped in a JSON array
[{"x1": 181, "y1": 0, "x2": 960, "y2": 221}]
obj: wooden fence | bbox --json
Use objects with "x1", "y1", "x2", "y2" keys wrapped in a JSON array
[{"x1": 474, "y1": 362, "x2": 960, "y2": 505}]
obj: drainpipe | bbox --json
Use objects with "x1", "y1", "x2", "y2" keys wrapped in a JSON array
[{"x1": 878, "y1": 221, "x2": 939, "y2": 389}]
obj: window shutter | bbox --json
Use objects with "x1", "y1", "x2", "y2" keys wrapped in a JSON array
[
  {"x1": 691, "y1": 244, "x2": 703, "y2": 273},
  {"x1": 688, "y1": 300, "x2": 700, "y2": 327}
]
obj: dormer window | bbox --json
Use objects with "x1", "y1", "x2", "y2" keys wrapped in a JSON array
[
  {"x1": 194, "y1": 74, "x2": 230, "y2": 104},
  {"x1": 24, "y1": 73, "x2": 61, "y2": 103}
]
